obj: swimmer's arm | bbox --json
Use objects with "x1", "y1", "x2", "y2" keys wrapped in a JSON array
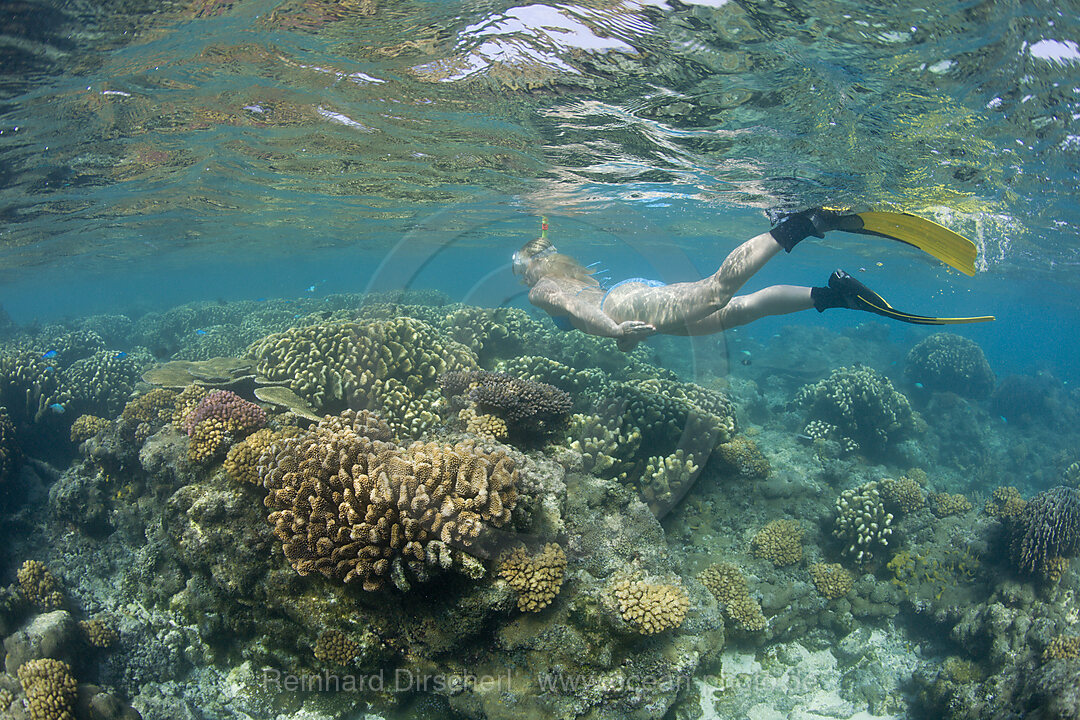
[{"x1": 529, "y1": 281, "x2": 655, "y2": 340}]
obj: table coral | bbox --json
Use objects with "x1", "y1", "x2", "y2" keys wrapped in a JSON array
[
  {"x1": 260, "y1": 410, "x2": 518, "y2": 591},
  {"x1": 613, "y1": 580, "x2": 689, "y2": 634},
  {"x1": 1011, "y1": 485, "x2": 1080, "y2": 575},
  {"x1": 699, "y1": 562, "x2": 766, "y2": 631},
  {"x1": 795, "y1": 365, "x2": 916, "y2": 454},
  {"x1": 833, "y1": 481, "x2": 894, "y2": 564},
  {"x1": 809, "y1": 562, "x2": 853, "y2": 599},
  {"x1": 17, "y1": 657, "x2": 78, "y2": 720},
  {"x1": 905, "y1": 332, "x2": 995, "y2": 399},
  {"x1": 750, "y1": 519, "x2": 803, "y2": 567},
  {"x1": 498, "y1": 543, "x2": 567, "y2": 612}
]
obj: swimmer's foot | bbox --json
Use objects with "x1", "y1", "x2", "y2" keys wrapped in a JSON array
[
  {"x1": 812, "y1": 269, "x2": 995, "y2": 325},
  {"x1": 769, "y1": 208, "x2": 863, "y2": 252}
]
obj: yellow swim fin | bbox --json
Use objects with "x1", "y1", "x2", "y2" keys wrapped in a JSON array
[
  {"x1": 821, "y1": 269, "x2": 995, "y2": 325},
  {"x1": 850, "y1": 211, "x2": 978, "y2": 277}
]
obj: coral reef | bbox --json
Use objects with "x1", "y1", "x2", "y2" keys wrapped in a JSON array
[
  {"x1": 714, "y1": 435, "x2": 770, "y2": 480},
  {"x1": 63, "y1": 350, "x2": 143, "y2": 418},
  {"x1": 795, "y1": 365, "x2": 917, "y2": 454},
  {"x1": 1043, "y1": 635, "x2": 1080, "y2": 662},
  {"x1": 880, "y1": 475, "x2": 925, "y2": 514},
  {"x1": 457, "y1": 406, "x2": 509, "y2": 441},
  {"x1": 833, "y1": 481, "x2": 894, "y2": 564},
  {"x1": 439, "y1": 369, "x2": 572, "y2": 436},
  {"x1": 639, "y1": 450, "x2": 699, "y2": 515},
  {"x1": 1011, "y1": 485, "x2": 1080, "y2": 575},
  {"x1": 613, "y1": 579, "x2": 690, "y2": 634},
  {"x1": 699, "y1": 562, "x2": 767, "y2": 632},
  {"x1": 985, "y1": 486, "x2": 1027, "y2": 519},
  {"x1": 930, "y1": 491, "x2": 973, "y2": 518},
  {"x1": 70, "y1": 414, "x2": 111, "y2": 443},
  {"x1": 905, "y1": 332, "x2": 995, "y2": 399},
  {"x1": 17, "y1": 657, "x2": 78, "y2": 720},
  {"x1": 79, "y1": 616, "x2": 119, "y2": 648},
  {"x1": 1, "y1": 405, "x2": 20, "y2": 484},
  {"x1": 17, "y1": 560, "x2": 65, "y2": 611},
  {"x1": 223, "y1": 426, "x2": 301, "y2": 485},
  {"x1": 180, "y1": 389, "x2": 267, "y2": 462},
  {"x1": 809, "y1": 562, "x2": 854, "y2": 599},
  {"x1": 313, "y1": 630, "x2": 361, "y2": 666},
  {"x1": 260, "y1": 410, "x2": 517, "y2": 591},
  {"x1": 750, "y1": 519, "x2": 803, "y2": 567},
  {"x1": 498, "y1": 543, "x2": 567, "y2": 612}
]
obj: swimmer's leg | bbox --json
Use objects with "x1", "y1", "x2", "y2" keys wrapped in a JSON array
[{"x1": 674, "y1": 285, "x2": 813, "y2": 334}]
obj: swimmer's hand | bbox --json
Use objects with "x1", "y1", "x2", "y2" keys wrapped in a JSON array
[{"x1": 615, "y1": 321, "x2": 656, "y2": 352}]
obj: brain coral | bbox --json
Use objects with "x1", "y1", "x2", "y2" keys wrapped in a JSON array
[
  {"x1": 905, "y1": 332, "x2": 995, "y2": 399},
  {"x1": 260, "y1": 410, "x2": 518, "y2": 591},
  {"x1": 750, "y1": 519, "x2": 803, "y2": 567},
  {"x1": 613, "y1": 580, "x2": 690, "y2": 634},
  {"x1": 1011, "y1": 485, "x2": 1080, "y2": 575},
  {"x1": 498, "y1": 543, "x2": 567, "y2": 612},
  {"x1": 795, "y1": 365, "x2": 917, "y2": 454},
  {"x1": 247, "y1": 317, "x2": 477, "y2": 437},
  {"x1": 17, "y1": 658, "x2": 77, "y2": 720}
]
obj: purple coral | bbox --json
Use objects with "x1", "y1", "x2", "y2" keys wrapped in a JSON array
[{"x1": 183, "y1": 390, "x2": 266, "y2": 436}]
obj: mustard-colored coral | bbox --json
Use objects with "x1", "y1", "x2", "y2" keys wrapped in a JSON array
[
  {"x1": 70, "y1": 414, "x2": 111, "y2": 443},
  {"x1": 498, "y1": 543, "x2": 567, "y2": 612},
  {"x1": 881, "y1": 476, "x2": 925, "y2": 514},
  {"x1": 224, "y1": 426, "x2": 301, "y2": 485},
  {"x1": 809, "y1": 562, "x2": 854, "y2": 599},
  {"x1": 930, "y1": 492, "x2": 973, "y2": 518},
  {"x1": 17, "y1": 658, "x2": 77, "y2": 720},
  {"x1": 17, "y1": 560, "x2": 64, "y2": 610},
  {"x1": 313, "y1": 630, "x2": 360, "y2": 665},
  {"x1": 639, "y1": 450, "x2": 699, "y2": 516},
  {"x1": 458, "y1": 406, "x2": 508, "y2": 441},
  {"x1": 79, "y1": 616, "x2": 118, "y2": 648},
  {"x1": 262, "y1": 410, "x2": 517, "y2": 591},
  {"x1": 985, "y1": 486, "x2": 1026, "y2": 519},
  {"x1": 613, "y1": 580, "x2": 689, "y2": 634},
  {"x1": 1043, "y1": 635, "x2": 1080, "y2": 662},
  {"x1": 1045, "y1": 555, "x2": 1070, "y2": 582},
  {"x1": 715, "y1": 435, "x2": 770, "y2": 479},
  {"x1": 170, "y1": 385, "x2": 209, "y2": 427},
  {"x1": 122, "y1": 387, "x2": 179, "y2": 424},
  {"x1": 750, "y1": 519, "x2": 803, "y2": 567},
  {"x1": 699, "y1": 562, "x2": 766, "y2": 631}
]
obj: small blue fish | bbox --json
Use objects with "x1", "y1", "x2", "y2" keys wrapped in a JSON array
[
  {"x1": 256, "y1": 297, "x2": 267, "y2": 302},
  {"x1": 114, "y1": 351, "x2": 128, "y2": 359},
  {"x1": 42, "y1": 349, "x2": 58, "y2": 359},
  {"x1": 306, "y1": 285, "x2": 316, "y2": 293},
  {"x1": 49, "y1": 403, "x2": 65, "y2": 414},
  {"x1": 195, "y1": 329, "x2": 207, "y2": 336}
]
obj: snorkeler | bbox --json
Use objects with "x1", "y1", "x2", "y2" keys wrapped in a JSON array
[{"x1": 513, "y1": 210, "x2": 994, "y2": 351}]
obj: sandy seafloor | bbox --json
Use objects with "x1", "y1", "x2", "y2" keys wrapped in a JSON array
[{"x1": 1, "y1": 289, "x2": 1079, "y2": 720}]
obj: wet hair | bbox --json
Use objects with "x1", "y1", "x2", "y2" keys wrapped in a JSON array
[
  {"x1": 526, "y1": 251, "x2": 599, "y2": 286},
  {"x1": 517, "y1": 236, "x2": 554, "y2": 260}
]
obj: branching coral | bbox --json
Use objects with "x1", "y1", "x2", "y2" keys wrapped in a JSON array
[
  {"x1": 439, "y1": 369, "x2": 572, "y2": 435},
  {"x1": 809, "y1": 562, "x2": 853, "y2": 599},
  {"x1": 750, "y1": 519, "x2": 803, "y2": 567},
  {"x1": 613, "y1": 580, "x2": 689, "y2": 634},
  {"x1": 905, "y1": 332, "x2": 995, "y2": 399},
  {"x1": 699, "y1": 562, "x2": 766, "y2": 632},
  {"x1": 260, "y1": 410, "x2": 518, "y2": 591},
  {"x1": 498, "y1": 543, "x2": 567, "y2": 612},
  {"x1": 639, "y1": 450, "x2": 699, "y2": 516},
  {"x1": 1011, "y1": 485, "x2": 1080, "y2": 575},
  {"x1": 181, "y1": 389, "x2": 267, "y2": 462},
  {"x1": 833, "y1": 481, "x2": 894, "y2": 564},
  {"x1": 880, "y1": 476, "x2": 925, "y2": 514},
  {"x1": 17, "y1": 560, "x2": 64, "y2": 610},
  {"x1": 17, "y1": 658, "x2": 78, "y2": 720}
]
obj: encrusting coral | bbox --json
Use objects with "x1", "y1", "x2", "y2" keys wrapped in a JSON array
[
  {"x1": 1011, "y1": 485, "x2": 1080, "y2": 575},
  {"x1": 699, "y1": 562, "x2": 766, "y2": 632},
  {"x1": 17, "y1": 657, "x2": 78, "y2": 720},
  {"x1": 613, "y1": 580, "x2": 690, "y2": 635},
  {"x1": 833, "y1": 481, "x2": 894, "y2": 564},
  {"x1": 260, "y1": 410, "x2": 518, "y2": 591},
  {"x1": 498, "y1": 543, "x2": 567, "y2": 612},
  {"x1": 809, "y1": 562, "x2": 854, "y2": 599},
  {"x1": 17, "y1": 560, "x2": 64, "y2": 610},
  {"x1": 750, "y1": 519, "x2": 803, "y2": 567}
]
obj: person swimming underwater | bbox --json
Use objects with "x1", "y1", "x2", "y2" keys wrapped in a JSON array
[{"x1": 513, "y1": 209, "x2": 993, "y2": 352}]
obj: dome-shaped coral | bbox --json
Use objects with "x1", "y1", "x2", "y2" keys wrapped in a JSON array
[{"x1": 905, "y1": 332, "x2": 995, "y2": 399}]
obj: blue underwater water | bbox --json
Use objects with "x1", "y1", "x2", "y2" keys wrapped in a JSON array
[{"x1": 3, "y1": 1, "x2": 1080, "y2": 719}]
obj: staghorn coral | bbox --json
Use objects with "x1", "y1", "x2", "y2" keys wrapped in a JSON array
[
  {"x1": 613, "y1": 580, "x2": 689, "y2": 635},
  {"x1": 1043, "y1": 635, "x2": 1080, "y2": 662},
  {"x1": 313, "y1": 630, "x2": 361, "y2": 666},
  {"x1": 699, "y1": 562, "x2": 766, "y2": 632},
  {"x1": 247, "y1": 317, "x2": 476, "y2": 436},
  {"x1": 181, "y1": 389, "x2": 267, "y2": 462},
  {"x1": 750, "y1": 519, "x2": 803, "y2": 567},
  {"x1": 833, "y1": 481, "x2": 894, "y2": 564},
  {"x1": 905, "y1": 332, "x2": 995, "y2": 399},
  {"x1": 70, "y1": 414, "x2": 111, "y2": 444},
  {"x1": 17, "y1": 658, "x2": 78, "y2": 720},
  {"x1": 17, "y1": 560, "x2": 64, "y2": 610},
  {"x1": 79, "y1": 616, "x2": 118, "y2": 648},
  {"x1": 880, "y1": 476, "x2": 925, "y2": 514},
  {"x1": 1, "y1": 406, "x2": 20, "y2": 485},
  {"x1": 795, "y1": 365, "x2": 917, "y2": 454},
  {"x1": 260, "y1": 410, "x2": 518, "y2": 591},
  {"x1": 809, "y1": 562, "x2": 854, "y2": 599},
  {"x1": 930, "y1": 492, "x2": 973, "y2": 518},
  {"x1": 224, "y1": 426, "x2": 302, "y2": 485},
  {"x1": 439, "y1": 369, "x2": 572, "y2": 434},
  {"x1": 985, "y1": 486, "x2": 1027, "y2": 519},
  {"x1": 498, "y1": 543, "x2": 567, "y2": 612},
  {"x1": 1012, "y1": 486, "x2": 1080, "y2": 575}
]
